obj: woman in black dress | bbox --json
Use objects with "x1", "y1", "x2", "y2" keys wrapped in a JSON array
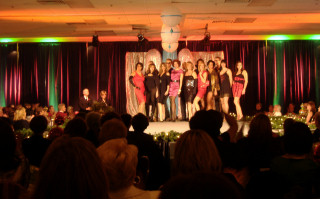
[
  {"x1": 206, "y1": 60, "x2": 220, "y2": 110},
  {"x1": 157, "y1": 63, "x2": 170, "y2": 122},
  {"x1": 219, "y1": 60, "x2": 233, "y2": 114},
  {"x1": 145, "y1": 63, "x2": 159, "y2": 122},
  {"x1": 183, "y1": 61, "x2": 198, "y2": 120}
]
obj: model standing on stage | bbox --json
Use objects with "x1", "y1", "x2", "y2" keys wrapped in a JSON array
[
  {"x1": 232, "y1": 61, "x2": 248, "y2": 120},
  {"x1": 145, "y1": 63, "x2": 159, "y2": 121},
  {"x1": 206, "y1": 60, "x2": 220, "y2": 110},
  {"x1": 193, "y1": 59, "x2": 209, "y2": 111},
  {"x1": 219, "y1": 60, "x2": 233, "y2": 114},
  {"x1": 158, "y1": 63, "x2": 171, "y2": 122},
  {"x1": 169, "y1": 60, "x2": 184, "y2": 122},
  {"x1": 183, "y1": 61, "x2": 198, "y2": 120},
  {"x1": 129, "y1": 62, "x2": 146, "y2": 114}
]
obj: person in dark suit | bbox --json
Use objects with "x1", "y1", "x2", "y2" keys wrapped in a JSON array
[{"x1": 79, "y1": 88, "x2": 93, "y2": 113}]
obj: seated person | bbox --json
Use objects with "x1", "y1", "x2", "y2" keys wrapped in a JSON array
[
  {"x1": 271, "y1": 122, "x2": 320, "y2": 198},
  {"x1": 273, "y1": 105, "x2": 282, "y2": 116},
  {"x1": 98, "y1": 90, "x2": 110, "y2": 107},
  {"x1": 285, "y1": 103, "x2": 296, "y2": 116},
  {"x1": 97, "y1": 138, "x2": 160, "y2": 199},
  {"x1": 127, "y1": 113, "x2": 169, "y2": 190},
  {"x1": 55, "y1": 103, "x2": 67, "y2": 120},
  {"x1": 22, "y1": 116, "x2": 51, "y2": 167}
]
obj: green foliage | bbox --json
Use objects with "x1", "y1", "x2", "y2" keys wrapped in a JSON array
[
  {"x1": 15, "y1": 128, "x2": 34, "y2": 139},
  {"x1": 152, "y1": 130, "x2": 182, "y2": 142}
]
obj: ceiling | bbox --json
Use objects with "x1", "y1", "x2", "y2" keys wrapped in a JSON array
[{"x1": 0, "y1": 0, "x2": 320, "y2": 41}]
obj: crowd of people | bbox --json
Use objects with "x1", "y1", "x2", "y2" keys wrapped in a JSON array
[
  {"x1": 1, "y1": 97, "x2": 320, "y2": 198},
  {"x1": 129, "y1": 58, "x2": 248, "y2": 122}
]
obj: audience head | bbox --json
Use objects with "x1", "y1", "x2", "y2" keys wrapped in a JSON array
[
  {"x1": 283, "y1": 118, "x2": 295, "y2": 134},
  {"x1": 284, "y1": 122, "x2": 313, "y2": 155},
  {"x1": 248, "y1": 113, "x2": 272, "y2": 143},
  {"x1": 30, "y1": 116, "x2": 48, "y2": 136},
  {"x1": 256, "y1": 102, "x2": 262, "y2": 111},
  {"x1": 86, "y1": 112, "x2": 101, "y2": 133},
  {"x1": 99, "y1": 118, "x2": 127, "y2": 144},
  {"x1": 173, "y1": 130, "x2": 222, "y2": 175},
  {"x1": 64, "y1": 118, "x2": 87, "y2": 138},
  {"x1": 97, "y1": 138, "x2": 138, "y2": 191},
  {"x1": 100, "y1": 111, "x2": 121, "y2": 126},
  {"x1": 287, "y1": 103, "x2": 295, "y2": 114},
  {"x1": 189, "y1": 110, "x2": 223, "y2": 138},
  {"x1": 121, "y1": 113, "x2": 132, "y2": 130},
  {"x1": 58, "y1": 103, "x2": 66, "y2": 112},
  {"x1": 48, "y1": 105, "x2": 55, "y2": 114},
  {"x1": 268, "y1": 105, "x2": 274, "y2": 113},
  {"x1": 34, "y1": 136, "x2": 108, "y2": 199},
  {"x1": 35, "y1": 106, "x2": 45, "y2": 116},
  {"x1": 67, "y1": 106, "x2": 74, "y2": 114},
  {"x1": 131, "y1": 113, "x2": 149, "y2": 132},
  {"x1": 13, "y1": 105, "x2": 26, "y2": 121},
  {"x1": 159, "y1": 172, "x2": 243, "y2": 199},
  {"x1": 307, "y1": 101, "x2": 316, "y2": 113}
]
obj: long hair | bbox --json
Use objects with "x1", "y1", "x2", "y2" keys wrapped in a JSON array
[
  {"x1": 34, "y1": 136, "x2": 109, "y2": 199},
  {"x1": 173, "y1": 130, "x2": 222, "y2": 175},
  {"x1": 146, "y1": 63, "x2": 158, "y2": 75},
  {"x1": 234, "y1": 61, "x2": 244, "y2": 76},
  {"x1": 159, "y1": 63, "x2": 167, "y2": 76},
  {"x1": 308, "y1": 101, "x2": 316, "y2": 114}
]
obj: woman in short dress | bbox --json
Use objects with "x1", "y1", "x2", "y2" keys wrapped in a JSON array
[
  {"x1": 219, "y1": 60, "x2": 233, "y2": 114},
  {"x1": 206, "y1": 60, "x2": 220, "y2": 110},
  {"x1": 169, "y1": 60, "x2": 184, "y2": 122},
  {"x1": 183, "y1": 61, "x2": 198, "y2": 120},
  {"x1": 232, "y1": 61, "x2": 248, "y2": 120},
  {"x1": 129, "y1": 62, "x2": 146, "y2": 114},
  {"x1": 158, "y1": 63, "x2": 170, "y2": 122},
  {"x1": 193, "y1": 59, "x2": 209, "y2": 111},
  {"x1": 144, "y1": 63, "x2": 159, "y2": 121}
]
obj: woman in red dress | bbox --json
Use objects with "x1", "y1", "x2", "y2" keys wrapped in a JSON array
[
  {"x1": 193, "y1": 60, "x2": 209, "y2": 111},
  {"x1": 129, "y1": 62, "x2": 146, "y2": 114},
  {"x1": 232, "y1": 61, "x2": 248, "y2": 120}
]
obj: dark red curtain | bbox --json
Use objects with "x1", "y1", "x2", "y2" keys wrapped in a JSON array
[{"x1": 0, "y1": 40, "x2": 319, "y2": 115}]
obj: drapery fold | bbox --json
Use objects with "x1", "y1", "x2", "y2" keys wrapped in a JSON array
[{"x1": 0, "y1": 40, "x2": 319, "y2": 114}]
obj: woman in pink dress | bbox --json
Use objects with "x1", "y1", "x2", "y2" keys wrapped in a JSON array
[
  {"x1": 193, "y1": 60, "x2": 209, "y2": 111},
  {"x1": 232, "y1": 61, "x2": 248, "y2": 120},
  {"x1": 129, "y1": 62, "x2": 146, "y2": 114},
  {"x1": 169, "y1": 60, "x2": 184, "y2": 122}
]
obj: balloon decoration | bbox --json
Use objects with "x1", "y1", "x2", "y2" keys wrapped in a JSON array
[
  {"x1": 160, "y1": 6, "x2": 182, "y2": 53},
  {"x1": 161, "y1": 25, "x2": 181, "y2": 44},
  {"x1": 162, "y1": 42, "x2": 179, "y2": 53},
  {"x1": 145, "y1": 49, "x2": 162, "y2": 71},
  {"x1": 178, "y1": 48, "x2": 194, "y2": 64},
  {"x1": 161, "y1": 6, "x2": 182, "y2": 27}
]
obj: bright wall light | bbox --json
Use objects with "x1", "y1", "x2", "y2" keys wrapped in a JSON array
[
  {"x1": 0, "y1": 38, "x2": 18, "y2": 43},
  {"x1": 267, "y1": 35, "x2": 292, "y2": 40}
]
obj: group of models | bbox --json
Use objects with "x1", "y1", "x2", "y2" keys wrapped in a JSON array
[{"x1": 129, "y1": 57, "x2": 248, "y2": 122}]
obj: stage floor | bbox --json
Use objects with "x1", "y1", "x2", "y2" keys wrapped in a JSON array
[{"x1": 130, "y1": 120, "x2": 250, "y2": 136}]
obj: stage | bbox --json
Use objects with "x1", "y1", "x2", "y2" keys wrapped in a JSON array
[{"x1": 130, "y1": 120, "x2": 250, "y2": 136}]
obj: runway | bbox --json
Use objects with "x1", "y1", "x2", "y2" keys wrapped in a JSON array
[{"x1": 130, "y1": 120, "x2": 250, "y2": 136}]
